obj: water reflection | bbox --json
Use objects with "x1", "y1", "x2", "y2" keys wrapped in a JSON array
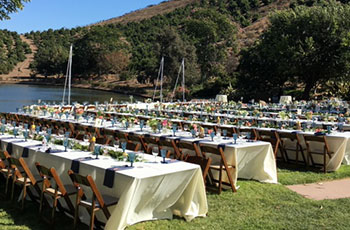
[{"x1": 0, "y1": 84, "x2": 140, "y2": 112}]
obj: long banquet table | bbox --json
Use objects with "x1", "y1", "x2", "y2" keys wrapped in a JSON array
[
  {"x1": 0, "y1": 135, "x2": 208, "y2": 230},
  {"x1": 5, "y1": 113, "x2": 280, "y2": 184}
]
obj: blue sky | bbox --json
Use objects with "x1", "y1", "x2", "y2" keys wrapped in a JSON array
[{"x1": 0, "y1": 0, "x2": 164, "y2": 34}]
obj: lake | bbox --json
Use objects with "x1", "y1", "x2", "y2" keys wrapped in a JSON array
[{"x1": 0, "y1": 84, "x2": 139, "y2": 112}]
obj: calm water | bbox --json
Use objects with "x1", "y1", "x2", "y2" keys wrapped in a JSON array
[{"x1": 0, "y1": 84, "x2": 138, "y2": 112}]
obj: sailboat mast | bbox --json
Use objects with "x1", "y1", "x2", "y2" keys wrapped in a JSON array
[
  {"x1": 182, "y1": 58, "x2": 185, "y2": 102},
  {"x1": 160, "y1": 57, "x2": 164, "y2": 103},
  {"x1": 67, "y1": 45, "x2": 73, "y2": 105},
  {"x1": 152, "y1": 56, "x2": 163, "y2": 102}
]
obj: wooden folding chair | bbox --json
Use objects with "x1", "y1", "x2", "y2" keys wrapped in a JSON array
[
  {"x1": 256, "y1": 130, "x2": 283, "y2": 161},
  {"x1": 35, "y1": 162, "x2": 77, "y2": 224},
  {"x1": 177, "y1": 140, "x2": 201, "y2": 159},
  {"x1": 200, "y1": 144, "x2": 237, "y2": 194},
  {"x1": 184, "y1": 155, "x2": 212, "y2": 184},
  {"x1": 217, "y1": 126, "x2": 235, "y2": 137},
  {"x1": 123, "y1": 142, "x2": 140, "y2": 152},
  {"x1": 236, "y1": 127, "x2": 258, "y2": 141},
  {"x1": 142, "y1": 135, "x2": 159, "y2": 154},
  {"x1": 68, "y1": 170, "x2": 119, "y2": 230},
  {"x1": 303, "y1": 135, "x2": 334, "y2": 173},
  {"x1": 0, "y1": 150, "x2": 12, "y2": 196},
  {"x1": 278, "y1": 131, "x2": 306, "y2": 165},
  {"x1": 158, "y1": 138, "x2": 181, "y2": 159},
  {"x1": 126, "y1": 133, "x2": 143, "y2": 149},
  {"x1": 9, "y1": 157, "x2": 44, "y2": 210},
  {"x1": 172, "y1": 120, "x2": 183, "y2": 130},
  {"x1": 74, "y1": 125, "x2": 87, "y2": 141},
  {"x1": 114, "y1": 130, "x2": 128, "y2": 142},
  {"x1": 102, "y1": 129, "x2": 117, "y2": 146}
]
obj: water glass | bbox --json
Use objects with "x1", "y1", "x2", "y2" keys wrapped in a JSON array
[
  {"x1": 140, "y1": 120, "x2": 144, "y2": 131},
  {"x1": 172, "y1": 124, "x2": 177, "y2": 136},
  {"x1": 233, "y1": 134, "x2": 238, "y2": 144},
  {"x1": 246, "y1": 133, "x2": 251, "y2": 142},
  {"x1": 160, "y1": 149, "x2": 167, "y2": 163},
  {"x1": 191, "y1": 129, "x2": 196, "y2": 138},
  {"x1": 121, "y1": 142, "x2": 127, "y2": 153},
  {"x1": 94, "y1": 145, "x2": 101, "y2": 159},
  {"x1": 210, "y1": 131, "x2": 215, "y2": 141},
  {"x1": 223, "y1": 129, "x2": 227, "y2": 139},
  {"x1": 128, "y1": 152, "x2": 135, "y2": 167},
  {"x1": 24, "y1": 131, "x2": 28, "y2": 141},
  {"x1": 63, "y1": 139, "x2": 69, "y2": 152}
]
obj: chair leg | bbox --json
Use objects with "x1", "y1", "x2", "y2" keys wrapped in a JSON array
[
  {"x1": 11, "y1": 178, "x2": 15, "y2": 202},
  {"x1": 90, "y1": 209, "x2": 95, "y2": 230},
  {"x1": 5, "y1": 173, "x2": 10, "y2": 195},
  {"x1": 218, "y1": 163, "x2": 223, "y2": 194},
  {"x1": 74, "y1": 204, "x2": 79, "y2": 229},
  {"x1": 51, "y1": 197, "x2": 57, "y2": 224},
  {"x1": 324, "y1": 151, "x2": 327, "y2": 174},
  {"x1": 63, "y1": 195, "x2": 76, "y2": 216},
  {"x1": 22, "y1": 184, "x2": 27, "y2": 211},
  {"x1": 39, "y1": 191, "x2": 44, "y2": 216}
]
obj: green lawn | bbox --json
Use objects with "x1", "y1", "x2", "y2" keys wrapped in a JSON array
[{"x1": 2, "y1": 165, "x2": 350, "y2": 230}]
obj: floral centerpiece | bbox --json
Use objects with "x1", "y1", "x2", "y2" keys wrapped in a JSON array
[
  {"x1": 279, "y1": 111, "x2": 288, "y2": 120},
  {"x1": 147, "y1": 118, "x2": 159, "y2": 133},
  {"x1": 161, "y1": 119, "x2": 171, "y2": 130},
  {"x1": 305, "y1": 111, "x2": 313, "y2": 120},
  {"x1": 95, "y1": 111, "x2": 104, "y2": 126}
]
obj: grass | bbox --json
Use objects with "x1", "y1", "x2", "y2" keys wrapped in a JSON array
[{"x1": 1, "y1": 165, "x2": 350, "y2": 229}]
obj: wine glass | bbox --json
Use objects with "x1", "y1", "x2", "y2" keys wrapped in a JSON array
[
  {"x1": 83, "y1": 134, "x2": 90, "y2": 145},
  {"x1": 113, "y1": 139, "x2": 120, "y2": 150},
  {"x1": 152, "y1": 147, "x2": 159, "y2": 163},
  {"x1": 57, "y1": 129, "x2": 65, "y2": 138}
]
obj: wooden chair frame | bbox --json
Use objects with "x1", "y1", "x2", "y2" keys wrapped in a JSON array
[
  {"x1": 278, "y1": 132, "x2": 306, "y2": 165},
  {"x1": 200, "y1": 144, "x2": 237, "y2": 194},
  {"x1": 303, "y1": 135, "x2": 334, "y2": 173},
  {"x1": 68, "y1": 170, "x2": 118, "y2": 230},
  {"x1": 8, "y1": 157, "x2": 45, "y2": 210},
  {"x1": 35, "y1": 162, "x2": 76, "y2": 224},
  {"x1": 0, "y1": 150, "x2": 12, "y2": 196}
]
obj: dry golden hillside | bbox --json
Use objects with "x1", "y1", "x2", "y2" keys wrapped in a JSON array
[{"x1": 92, "y1": 0, "x2": 199, "y2": 26}]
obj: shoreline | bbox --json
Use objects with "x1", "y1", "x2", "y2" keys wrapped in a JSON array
[{"x1": 0, "y1": 80, "x2": 150, "y2": 99}]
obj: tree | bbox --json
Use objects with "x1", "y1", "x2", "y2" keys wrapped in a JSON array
[
  {"x1": 0, "y1": 0, "x2": 30, "y2": 20},
  {"x1": 32, "y1": 42, "x2": 69, "y2": 77},
  {"x1": 155, "y1": 27, "x2": 200, "y2": 87},
  {"x1": 73, "y1": 26, "x2": 129, "y2": 77},
  {"x1": 98, "y1": 50, "x2": 130, "y2": 75},
  {"x1": 238, "y1": 1, "x2": 350, "y2": 100}
]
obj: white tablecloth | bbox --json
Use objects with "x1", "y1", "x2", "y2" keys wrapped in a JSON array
[
  {"x1": 276, "y1": 129, "x2": 350, "y2": 171},
  {"x1": 0, "y1": 136, "x2": 207, "y2": 230}
]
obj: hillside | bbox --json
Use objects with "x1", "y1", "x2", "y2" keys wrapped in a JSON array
[
  {"x1": 4, "y1": 0, "x2": 348, "y2": 100},
  {"x1": 92, "y1": 0, "x2": 199, "y2": 26},
  {"x1": 17, "y1": 0, "x2": 295, "y2": 99}
]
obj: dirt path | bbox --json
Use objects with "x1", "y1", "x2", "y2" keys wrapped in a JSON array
[
  {"x1": 287, "y1": 178, "x2": 350, "y2": 200},
  {"x1": 0, "y1": 35, "x2": 37, "y2": 82}
]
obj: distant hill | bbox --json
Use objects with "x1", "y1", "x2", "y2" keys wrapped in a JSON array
[
  {"x1": 9, "y1": 0, "x2": 336, "y2": 99},
  {"x1": 91, "y1": 0, "x2": 199, "y2": 26}
]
